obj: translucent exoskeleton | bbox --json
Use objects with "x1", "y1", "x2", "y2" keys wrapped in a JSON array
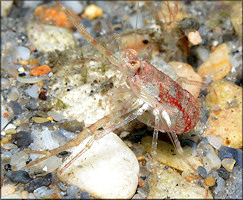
[{"x1": 23, "y1": 1, "x2": 216, "y2": 198}]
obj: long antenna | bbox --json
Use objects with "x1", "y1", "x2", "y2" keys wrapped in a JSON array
[{"x1": 135, "y1": 1, "x2": 139, "y2": 33}]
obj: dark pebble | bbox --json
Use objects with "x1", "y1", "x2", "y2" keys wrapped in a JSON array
[
  {"x1": 181, "y1": 139, "x2": 197, "y2": 149},
  {"x1": 9, "y1": 101, "x2": 22, "y2": 115},
  {"x1": 38, "y1": 89, "x2": 47, "y2": 100},
  {"x1": 217, "y1": 167, "x2": 230, "y2": 180},
  {"x1": 4, "y1": 163, "x2": 12, "y2": 171},
  {"x1": 128, "y1": 127, "x2": 149, "y2": 143},
  {"x1": 197, "y1": 166, "x2": 207, "y2": 179},
  {"x1": 15, "y1": 131, "x2": 32, "y2": 150},
  {"x1": 65, "y1": 194, "x2": 77, "y2": 199},
  {"x1": 25, "y1": 103, "x2": 38, "y2": 110},
  {"x1": 5, "y1": 170, "x2": 33, "y2": 184},
  {"x1": 219, "y1": 145, "x2": 242, "y2": 167},
  {"x1": 80, "y1": 192, "x2": 91, "y2": 199},
  {"x1": 179, "y1": 17, "x2": 200, "y2": 31},
  {"x1": 24, "y1": 173, "x2": 52, "y2": 192}
]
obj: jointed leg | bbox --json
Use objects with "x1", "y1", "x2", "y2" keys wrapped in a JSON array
[
  {"x1": 59, "y1": 103, "x2": 149, "y2": 174},
  {"x1": 170, "y1": 132, "x2": 209, "y2": 198},
  {"x1": 24, "y1": 97, "x2": 140, "y2": 168}
]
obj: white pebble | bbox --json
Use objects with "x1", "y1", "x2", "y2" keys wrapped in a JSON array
[
  {"x1": 4, "y1": 123, "x2": 16, "y2": 131},
  {"x1": 1, "y1": 78, "x2": 10, "y2": 90},
  {"x1": 62, "y1": 1, "x2": 83, "y2": 14},
  {"x1": 202, "y1": 146, "x2": 222, "y2": 172},
  {"x1": 29, "y1": 128, "x2": 60, "y2": 151},
  {"x1": 1, "y1": 184, "x2": 15, "y2": 196},
  {"x1": 207, "y1": 135, "x2": 223, "y2": 150},
  {"x1": 10, "y1": 151, "x2": 29, "y2": 170},
  {"x1": 25, "y1": 84, "x2": 40, "y2": 99},
  {"x1": 1, "y1": 117, "x2": 9, "y2": 130},
  {"x1": 12, "y1": 46, "x2": 30, "y2": 61},
  {"x1": 47, "y1": 111, "x2": 65, "y2": 121},
  {"x1": 59, "y1": 132, "x2": 139, "y2": 199},
  {"x1": 33, "y1": 186, "x2": 54, "y2": 199}
]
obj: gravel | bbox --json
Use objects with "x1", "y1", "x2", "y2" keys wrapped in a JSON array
[
  {"x1": 5, "y1": 170, "x2": 33, "y2": 184},
  {"x1": 24, "y1": 173, "x2": 52, "y2": 193}
]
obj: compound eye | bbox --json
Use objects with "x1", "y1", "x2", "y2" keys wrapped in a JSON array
[{"x1": 125, "y1": 60, "x2": 140, "y2": 71}]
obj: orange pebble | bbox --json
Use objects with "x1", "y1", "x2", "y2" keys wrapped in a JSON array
[
  {"x1": 29, "y1": 65, "x2": 51, "y2": 76},
  {"x1": 50, "y1": 193, "x2": 61, "y2": 199},
  {"x1": 211, "y1": 46, "x2": 217, "y2": 52},
  {"x1": 47, "y1": 116, "x2": 53, "y2": 121},
  {"x1": 34, "y1": 5, "x2": 79, "y2": 30},
  {"x1": 3, "y1": 113, "x2": 9, "y2": 117}
]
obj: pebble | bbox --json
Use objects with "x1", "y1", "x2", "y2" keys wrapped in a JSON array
[
  {"x1": 26, "y1": 84, "x2": 41, "y2": 99},
  {"x1": 218, "y1": 145, "x2": 242, "y2": 167},
  {"x1": 214, "y1": 177, "x2": 226, "y2": 194},
  {"x1": 47, "y1": 111, "x2": 65, "y2": 121},
  {"x1": 21, "y1": 191, "x2": 29, "y2": 199},
  {"x1": 168, "y1": 61, "x2": 202, "y2": 98},
  {"x1": 205, "y1": 177, "x2": 216, "y2": 187},
  {"x1": 1, "y1": 184, "x2": 15, "y2": 196},
  {"x1": 5, "y1": 170, "x2": 33, "y2": 184},
  {"x1": 32, "y1": 117, "x2": 49, "y2": 124},
  {"x1": 225, "y1": 166, "x2": 242, "y2": 199},
  {"x1": 83, "y1": 4, "x2": 103, "y2": 20},
  {"x1": 141, "y1": 136, "x2": 203, "y2": 173},
  {"x1": 80, "y1": 192, "x2": 91, "y2": 199},
  {"x1": 57, "y1": 181, "x2": 67, "y2": 191},
  {"x1": 10, "y1": 151, "x2": 29, "y2": 170},
  {"x1": 1, "y1": 0, "x2": 13, "y2": 17},
  {"x1": 221, "y1": 158, "x2": 236, "y2": 172},
  {"x1": 197, "y1": 166, "x2": 207, "y2": 179},
  {"x1": 217, "y1": 167, "x2": 230, "y2": 180},
  {"x1": 9, "y1": 88, "x2": 19, "y2": 101},
  {"x1": 1, "y1": 78, "x2": 10, "y2": 90},
  {"x1": 187, "y1": 31, "x2": 202, "y2": 45},
  {"x1": 147, "y1": 163, "x2": 213, "y2": 198},
  {"x1": 207, "y1": 135, "x2": 223, "y2": 150},
  {"x1": 4, "y1": 123, "x2": 16, "y2": 131},
  {"x1": 11, "y1": 46, "x2": 31, "y2": 62},
  {"x1": 5, "y1": 128, "x2": 16, "y2": 134},
  {"x1": 15, "y1": 131, "x2": 32, "y2": 150},
  {"x1": 62, "y1": 1, "x2": 83, "y2": 14},
  {"x1": 205, "y1": 80, "x2": 242, "y2": 149},
  {"x1": 34, "y1": 4, "x2": 78, "y2": 30},
  {"x1": 29, "y1": 65, "x2": 51, "y2": 76},
  {"x1": 197, "y1": 43, "x2": 231, "y2": 81},
  {"x1": 24, "y1": 173, "x2": 52, "y2": 193},
  {"x1": 59, "y1": 120, "x2": 84, "y2": 132},
  {"x1": 4, "y1": 163, "x2": 12, "y2": 171},
  {"x1": 25, "y1": 103, "x2": 38, "y2": 110},
  {"x1": 1, "y1": 117, "x2": 9, "y2": 130},
  {"x1": 59, "y1": 132, "x2": 139, "y2": 199},
  {"x1": 197, "y1": 142, "x2": 221, "y2": 172},
  {"x1": 9, "y1": 101, "x2": 22, "y2": 115},
  {"x1": 230, "y1": 2, "x2": 242, "y2": 40},
  {"x1": 66, "y1": 185, "x2": 82, "y2": 196},
  {"x1": 26, "y1": 21, "x2": 75, "y2": 52},
  {"x1": 32, "y1": 186, "x2": 55, "y2": 199}
]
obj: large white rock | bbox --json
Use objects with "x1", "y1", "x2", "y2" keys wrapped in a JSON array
[{"x1": 58, "y1": 132, "x2": 139, "y2": 199}]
